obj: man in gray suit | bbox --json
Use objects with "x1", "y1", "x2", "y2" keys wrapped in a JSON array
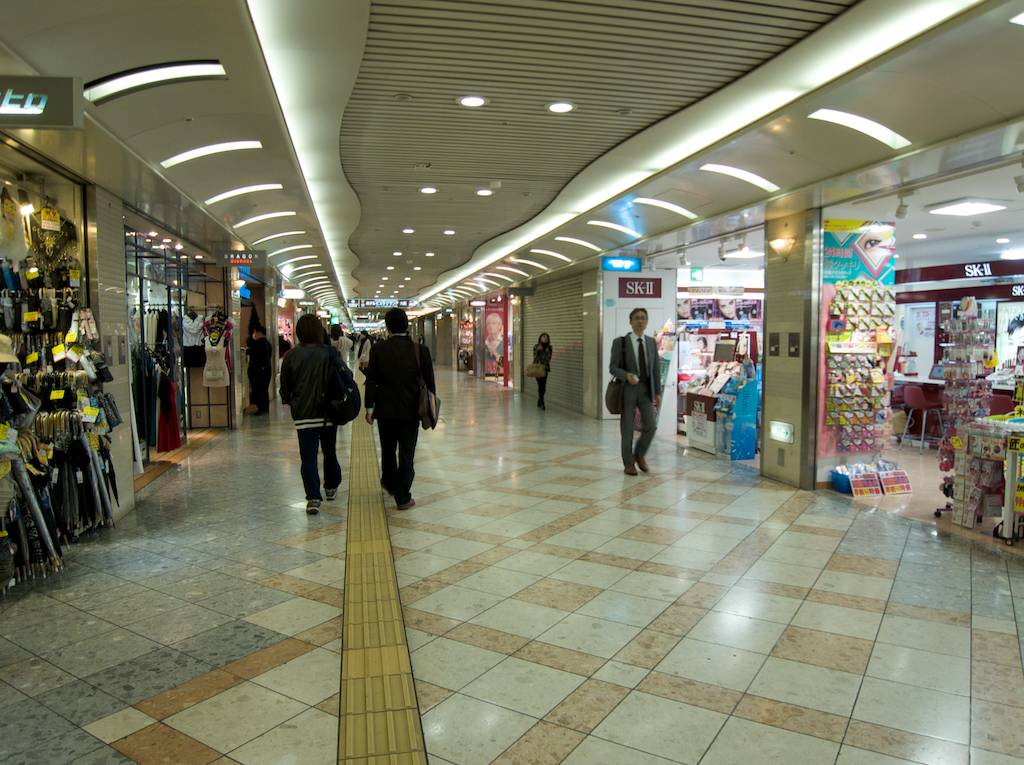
[{"x1": 609, "y1": 307, "x2": 662, "y2": 475}]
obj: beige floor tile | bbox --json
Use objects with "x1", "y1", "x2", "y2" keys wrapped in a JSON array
[
  {"x1": 973, "y1": 699, "x2": 1024, "y2": 758},
  {"x1": 596, "y1": 538, "x2": 667, "y2": 561},
  {"x1": 814, "y1": 571, "x2": 893, "y2": 601},
  {"x1": 463, "y1": 656, "x2": 585, "y2": 717},
  {"x1": 713, "y1": 588, "x2": 803, "y2": 624},
  {"x1": 836, "y1": 746, "x2": 919, "y2": 764},
  {"x1": 875, "y1": 615, "x2": 971, "y2": 658},
  {"x1": 84, "y1": 707, "x2": 157, "y2": 743},
  {"x1": 515, "y1": 578, "x2": 603, "y2": 611},
  {"x1": 422, "y1": 537, "x2": 496, "y2": 561},
  {"x1": 395, "y1": 551, "x2": 465, "y2": 579},
  {"x1": 674, "y1": 533, "x2": 743, "y2": 554},
  {"x1": 422, "y1": 692, "x2": 535, "y2": 765},
  {"x1": 112, "y1": 723, "x2": 222, "y2": 764},
  {"x1": 539, "y1": 613, "x2": 641, "y2": 659},
  {"x1": 250, "y1": 647, "x2": 340, "y2": 705},
  {"x1": 855, "y1": 676, "x2": 970, "y2": 745},
  {"x1": 687, "y1": 610, "x2": 788, "y2": 654},
  {"x1": 970, "y1": 747, "x2": 1024, "y2": 764},
  {"x1": 411, "y1": 584, "x2": 505, "y2": 621},
  {"x1": 490, "y1": 720, "x2": 586, "y2": 765},
  {"x1": 867, "y1": 643, "x2": 970, "y2": 696},
  {"x1": 230, "y1": 708, "x2": 336, "y2": 765},
  {"x1": 701, "y1": 716, "x2": 840, "y2": 764},
  {"x1": 760, "y1": 544, "x2": 834, "y2": 569},
  {"x1": 282, "y1": 557, "x2": 345, "y2": 586},
  {"x1": 494, "y1": 550, "x2": 574, "y2": 576},
  {"x1": 610, "y1": 570, "x2": 696, "y2": 602},
  {"x1": 470, "y1": 598, "x2": 571, "y2": 639},
  {"x1": 592, "y1": 689, "x2": 727, "y2": 763},
  {"x1": 165, "y1": 682, "x2": 306, "y2": 753},
  {"x1": 749, "y1": 657, "x2": 861, "y2": 717},
  {"x1": 655, "y1": 637, "x2": 765, "y2": 691},
  {"x1": 744, "y1": 559, "x2": 823, "y2": 588},
  {"x1": 549, "y1": 560, "x2": 630, "y2": 588},
  {"x1": 650, "y1": 545, "x2": 725, "y2": 571},
  {"x1": 410, "y1": 637, "x2": 505, "y2": 691},
  {"x1": 592, "y1": 660, "x2": 650, "y2": 688},
  {"x1": 243, "y1": 597, "x2": 340, "y2": 636},
  {"x1": 561, "y1": 735, "x2": 679, "y2": 765},
  {"x1": 774, "y1": 531, "x2": 842, "y2": 552},
  {"x1": 577, "y1": 590, "x2": 669, "y2": 628},
  {"x1": 791, "y1": 601, "x2": 883, "y2": 641}
]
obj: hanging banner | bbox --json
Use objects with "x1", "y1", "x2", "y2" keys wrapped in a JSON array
[
  {"x1": 823, "y1": 220, "x2": 897, "y2": 286},
  {"x1": 483, "y1": 302, "x2": 508, "y2": 377}
]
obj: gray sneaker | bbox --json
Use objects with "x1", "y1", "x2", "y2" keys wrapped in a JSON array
[
  {"x1": 325, "y1": 488, "x2": 338, "y2": 502},
  {"x1": 306, "y1": 499, "x2": 321, "y2": 515}
]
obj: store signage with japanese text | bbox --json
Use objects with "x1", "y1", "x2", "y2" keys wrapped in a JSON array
[
  {"x1": 219, "y1": 250, "x2": 264, "y2": 266},
  {"x1": 346, "y1": 298, "x2": 418, "y2": 308},
  {"x1": 0, "y1": 76, "x2": 82, "y2": 129},
  {"x1": 618, "y1": 277, "x2": 661, "y2": 299}
]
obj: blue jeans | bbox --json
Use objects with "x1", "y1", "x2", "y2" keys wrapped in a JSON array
[{"x1": 297, "y1": 426, "x2": 341, "y2": 501}]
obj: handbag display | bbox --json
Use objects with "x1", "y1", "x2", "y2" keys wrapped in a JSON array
[
  {"x1": 605, "y1": 334, "x2": 627, "y2": 415},
  {"x1": 414, "y1": 342, "x2": 440, "y2": 430},
  {"x1": 526, "y1": 362, "x2": 547, "y2": 379}
]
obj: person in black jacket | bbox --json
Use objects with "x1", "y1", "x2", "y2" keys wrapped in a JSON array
[
  {"x1": 246, "y1": 326, "x2": 273, "y2": 415},
  {"x1": 364, "y1": 308, "x2": 435, "y2": 511},
  {"x1": 280, "y1": 315, "x2": 350, "y2": 514}
]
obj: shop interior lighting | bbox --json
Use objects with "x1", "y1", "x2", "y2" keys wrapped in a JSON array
[
  {"x1": 721, "y1": 243, "x2": 764, "y2": 260},
  {"x1": 443, "y1": 229, "x2": 456, "y2": 235},
  {"x1": 927, "y1": 198, "x2": 1008, "y2": 216},
  {"x1": 174, "y1": 243, "x2": 184, "y2": 250},
  {"x1": 204, "y1": 183, "x2": 282, "y2": 205},
  {"x1": 529, "y1": 248, "x2": 572, "y2": 262},
  {"x1": 268, "y1": 244, "x2": 314, "y2": 258},
  {"x1": 588, "y1": 220, "x2": 642, "y2": 239},
  {"x1": 496, "y1": 265, "x2": 529, "y2": 277},
  {"x1": 1001, "y1": 249, "x2": 1024, "y2": 260},
  {"x1": 997, "y1": 237, "x2": 1011, "y2": 244},
  {"x1": 420, "y1": 186, "x2": 438, "y2": 194},
  {"x1": 84, "y1": 61, "x2": 227, "y2": 104},
  {"x1": 807, "y1": 108, "x2": 911, "y2": 150},
  {"x1": 402, "y1": 228, "x2": 414, "y2": 234},
  {"x1": 252, "y1": 230, "x2": 305, "y2": 245},
  {"x1": 700, "y1": 163, "x2": 780, "y2": 192},
  {"x1": 476, "y1": 189, "x2": 494, "y2": 197},
  {"x1": 235, "y1": 211, "x2": 296, "y2": 228},
  {"x1": 17, "y1": 190, "x2": 33, "y2": 216},
  {"x1": 557, "y1": 234, "x2": 602, "y2": 252},
  {"x1": 147, "y1": 231, "x2": 158, "y2": 237},
  {"x1": 459, "y1": 95, "x2": 487, "y2": 107},
  {"x1": 510, "y1": 257, "x2": 549, "y2": 271},
  {"x1": 547, "y1": 101, "x2": 575, "y2": 113},
  {"x1": 276, "y1": 256, "x2": 317, "y2": 268},
  {"x1": 633, "y1": 197, "x2": 699, "y2": 220},
  {"x1": 160, "y1": 140, "x2": 263, "y2": 168}
]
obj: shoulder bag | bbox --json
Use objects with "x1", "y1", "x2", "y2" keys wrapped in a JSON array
[
  {"x1": 322, "y1": 349, "x2": 361, "y2": 426},
  {"x1": 604, "y1": 335, "x2": 627, "y2": 415},
  {"x1": 414, "y1": 342, "x2": 440, "y2": 430}
]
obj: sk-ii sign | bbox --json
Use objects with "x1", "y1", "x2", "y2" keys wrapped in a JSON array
[
  {"x1": 964, "y1": 263, "x2": 993, "y2": 277},
  {"x1": 618, "y1": 277, "x2": 662, "y2": 299},
  {"x1": 0, "y1": 77, "x2": 83, "y2": 129}
]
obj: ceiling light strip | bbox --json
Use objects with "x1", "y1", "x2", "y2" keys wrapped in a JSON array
[
  {"x1": 633, "y1": 197, "x2": 699, "y2": 220},
  {"x1": 699, "y1": 164, "x2": 780, "y2": 192},
  {"x1": 807, "y1": 108, "x2": 911, "y2": 149},
  {"x1": 529, "y1": 249, "x2": 572, "y2": 262},
  {"x1": 277, "y1": 255, "x2": 317, "y2": 267},
  {"x1": 235, "y1": 211, "x2": 296, "y2": 228},
  {"x1": 510, "y1": 258, "x2": 548, "y2": 271},
  {"x1": 252, "y1": 230, "x2": 306, "y2": 245},
  {"x1": 160, "y1": 140, "x2": 263, "y2": 169},
  {"x1": 268, "y1": 244, "x2": 314, "y2": 258},
  {"x1": 555, "y1": 236, "x2": 602, "y2": 252},
  {"x1": 482, "y1": 272, "x2": 515, "y2": 282},
  {"x1": 496, "y1": 266, "x2": 530, "y2": 277},
  {"x1": 204, "y1": 183, "x2": 283, "y2": 205},
  {"x1": 588, "y1": 220, "x2": 642, "y2": 238},
  {"x1": 84, "y1": 61, "x2": 227, "y2": 104}
]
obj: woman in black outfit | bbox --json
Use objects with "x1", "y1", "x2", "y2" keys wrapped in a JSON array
[
  {"x1": 246, "y1": 326, "x2": 273, "y2": 415},
  {"x1": 533, "y1": 333, "x2": 553, "y2": 410}
]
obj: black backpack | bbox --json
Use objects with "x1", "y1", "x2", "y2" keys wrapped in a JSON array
[{"x1": 322, "y1": 350, "x2": 361, "y2": 426}]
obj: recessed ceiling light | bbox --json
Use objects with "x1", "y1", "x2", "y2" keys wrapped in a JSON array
[
  {"x1": 1011, "y1": 11, "x2": 1024, "y2": 25},
  {"x1": 443, "y1": 229, "x2": 456, "y2": 235},
  {"x1": 420, "y1": 186, "x2": 437, "y2": 194},
  {"x1": 404, "y1": 277, "x2": 411, "y2": 281},
  {"x1": 413, "y1": 266, "x2": 422, "y2": 271},
  {"x1": 174, "y1": 243, "x2": 183, "y2": 250},
  {"x1": 425, "y1": 252, "x2": 435, "y2": 257},
  {"x1": 529, "y1": 249, "x2": 572, "y2": 262},
  {"x1": 160, "y1": 140, "x2": 263, "y2": 168},
  {"x1": 700, "y1": 163, "x2": 780, "y2": 192},
  {"x1": 1001, "y1": 249, "x2": 1024, "y2": 260},
  {"x1": 252, "y1": 230, "x2": 306, "y2": 245},
  {"x1": 458, "y1": 95, "x2": 487, "y2": 107},
  {"x1": 997, "y1": 237, "x2": 1011, "y2": 244},
  {"x1": 402, "y1": 228, "x2": 415, "y2": 234},
  {"x1": 393, "y1": 251, "x2": 402, "y2": 257},
  {"x1": 547, "y1": 101, "x2": 575, "y2": 113},
  {"x1": 808, "y1": 108, "x2": 911, "y2": 150},
  {"x1": 84, "y1": 60, "x2": 227, "y2": 104},
  {"x1": 927, "y1": 198, "x2": 1008, "y2": 216},
  {"x1": 234, "y1": 211, "x2": 297, "y2": 228},
  {"x1": 912, "y1": 233, "x2": 928, "y2": 240},
  {"x1": 162, "y1": 238, "x2": 172, "y2": 243},
  {"x1": 194, "y1": 254, "x2": 204, "y2": 260},
  {"x1": 554, "y1": 236, "x2": 602, "y2": 252},
  {"x1": 382, "y1": 276, "x2": 389, "y2": 281},
  {"x1": 476, "y1": 189, "x2": 493, "y2": 197},
  {"x1": 588, "y1": 220, "x2": 642, "y2": 238},
  {"x1": 204, "y1": 183, "x2": 282, "y2": 205},
  {"x1": 386, "y1": 265, "x2": 395, "y2": 271},
  {"x1": 269, "y1": 244, "x2": 314, "y2": 258},
  {"x1": 633, "y1": 197, "x2": 699, "y2": 220}
]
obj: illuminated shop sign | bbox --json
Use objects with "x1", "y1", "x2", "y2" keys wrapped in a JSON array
[
  {"x1": 601, "y1": 256, "x2": 642, "y2": 272},
  {"x1": 219, "y1": 250, "x2": 265, "y2": 266},
  {"x1": 618, "y1": 277, "x2": 662, "y2": 299},
  {"x1": 346, "y1": 298, "x2": 418, "y2": 308},
  {"x1": 0, "y1": 77, "x2": 82, "y2": 129}
]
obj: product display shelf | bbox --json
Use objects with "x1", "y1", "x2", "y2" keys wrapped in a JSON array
[{"x1": 952, "y1": 419, "x2": 1024, "y2": 542}]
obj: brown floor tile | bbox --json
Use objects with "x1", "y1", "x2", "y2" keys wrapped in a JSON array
[
  {"x1": 390, "y1": 546, "x2": 416, "y2": 560},
  {"x1": 638, "y1": 561, "x2": 708, "y2": 580},
  {"x1": 134, "y1": 669, "x2": 242, "y2": 720},
  {"x1": 514, "y1": 578, "x2": 602, "y2": 611},
  {"x1": 414, "y1": 679, "x2": 453, "y2": 713},
  {"x1": 771, "y1": 626, "x2": 872, "y2": 674},
  {"x1": 519, "y1": 527, "x2": 560, "y2": 543},
  {"x1": 400, "y1": 578, "x2": 450, "y2": 605},
  {"x1": 543, "y1": 679, "x2": 629, "y2": 733},
  {"x1": 316, "y1": 692, "x2": 340, "y2": 716},
  {"x1": 637, "y1": 671, "x2": 741, "y2": 715},
  {"x1": 580, "y1": 551, "x2": 642, "y2": 571},
  {"x1": 113, "y1": 723, "x2": 221, "y2": 765},
  {"x1": 707, "y1": 516, "x2": 761, "y2": 528},
  {"x1": 735, "y1": 694, "x2": 848, "y2": 743},
  {"x1": 514, "y1": 641, "x2": 606, "y2": 677},
  {"x1": 972, "y1": 629, "x2": 1023, "y2": 668},
  {"x1": 492, "y1": 720, "x2": 586, "y2": 765},
  {"x1": 844, "y1": 720, "x2": 968, "y2": 765},
  {"x1": 259, "y1": 573, "x2": 326, "y2": 598},
  {"x1": 469, "y1": 546, "x2": 518, "y2": 566},
  {"x1": 789, "y1": 524, "x2": 845, "y2": 538},
  {"x1": 307, "y1": 585, "x2": 344, "y2": 607},
  {"x1": 805, "y1": 589, "x2": 886, "y2": 613},
  {"x1": 613, "y1": 628, "x2": 680, "y2": 669},
  {"x1": 648, "y1": 603, "x2": 707, "y2": 637},
  {"x1": 620, "y1": 526, "x2": 686, "y2": 545},
  {"x1": 973, "y1": 699, "x2": 1024, "y2": 757},
  {"x1": 735, "y1": 579, "x2": 810, "y2": 601},
  {"x1": 447, "y1": 623, "x2": 530, "y2": 654},
  {"x1": 431, "y1": 561, "x2": 488, "y2": 585},
  {"x1": 402, "y1": 607, "x2": 460, "y2": 635},
  {"x1": 827, "y1": 553, "x2": 898, "y2": 578},
  {"x1": 883, "y1": 602, "x2": 970, "y2": 626},
  {"x1": 529, "y1": 543, "x2": 585, "y2": 560},
  {"x1": 685, "y1": 490, "x2": 736, "y2": 505},
  {"x1": 972, "y1": 661, "x2": 1024, "y2": 707},
  {"x1": 710, "y1": 558, "x2": 755, "y2": 576},
  {"x1": 460, "y1": 530, "x2": 513, "y2": 545},
  {"x1": 221, "y1": 638, "x2": 316, "y2": 679},
  {"x1": 675, "y1": 582, "x2": 728, "y2": 609},
  {"x1": 295, "y1": 615, "x2": 344, "y2": 646}
]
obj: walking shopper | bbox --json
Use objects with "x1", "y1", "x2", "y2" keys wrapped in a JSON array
[
  {"x1": 246, "y1": 326, "x2": 273, "y2": 415},
  {"x1": 330, "y1": 324, "x2": 354, "y2": 358},
  {"x1": 609, "y1": 308, "x2": 662, "y2": 476},
  {"x1": 532, "y1": 333, "x2": 553, "y2": 410},
  {"x1": 357, "y1": 331, "x2": 372, "y2": 376},
  {"x1": 364, "y1": 308, "x2": 435, "y2": 511},
  {"x1": 280, "y1": 314, "x2": 349, "y2": 514}
]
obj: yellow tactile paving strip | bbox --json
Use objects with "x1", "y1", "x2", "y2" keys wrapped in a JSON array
[{"x1": 339, "y1": 412, "x2": 427, "y2": 764}]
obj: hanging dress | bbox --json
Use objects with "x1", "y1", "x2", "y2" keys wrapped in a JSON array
[
  {"x1": 203, "y1": 335, "x2": 229, "y2": 387},
  {"x1": 157, "y1": 371, "x2": 182, "y2": 452}
]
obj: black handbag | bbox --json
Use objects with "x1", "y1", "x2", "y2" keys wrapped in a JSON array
[
  {"x1": 321, "y1": 350, "x2": 360, "y2": 426},
  {"x1": 605, "y1": 335, "x2": 627, "y2": 415}
]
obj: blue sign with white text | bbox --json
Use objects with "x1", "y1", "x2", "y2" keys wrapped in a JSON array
[{"x1": 601, "y1": 256, "x2": 641, "y2": 272}]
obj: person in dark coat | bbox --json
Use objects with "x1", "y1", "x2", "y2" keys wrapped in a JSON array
[
  {"x1": 532, "y1": 333, "x2": 553, "y2": 410},
  {"x1": 246, "y1": 326, "x2": 273, "y2": 415}
]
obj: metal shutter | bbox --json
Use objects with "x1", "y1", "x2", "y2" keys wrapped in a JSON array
[{"x1": 523, "y1": 275, "x2": 584, "y2": 413}]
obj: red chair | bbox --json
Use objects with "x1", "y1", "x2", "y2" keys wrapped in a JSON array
[
  {"x1": 900, "y1": 384, "x2": 944, "y2": 451},
  {"x1": 990, "y1": 394, "x2": 1014, "y2": 416}
]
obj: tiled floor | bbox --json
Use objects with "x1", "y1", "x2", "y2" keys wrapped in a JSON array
[{"x1": 1, "y1": 369, "x2": 1023, "y2": 764}]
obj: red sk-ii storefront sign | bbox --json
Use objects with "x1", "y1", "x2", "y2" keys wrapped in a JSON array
[{"x1": 618, "y1": 277, "x2": 661, "y2": 299}]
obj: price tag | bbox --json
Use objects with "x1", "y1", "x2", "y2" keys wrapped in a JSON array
[
  {"x1": 67, "y1": 346, "x2": 83, "y2": 363},
  {"x1": 1009, "y1": 435, "x2": 1024, "y2": 453},
  {"x1": 23, "y1": 311, "x2": 39, "y2": 322},
  {"x1": 25, "y1": 269, "x2": 39, "y2": 281},
  {"x1": 81, "y1": 406, "x2": 99, "y2": 423},
  {"x1": 50, "y1": 389, "x2": 65, "y2": 401},
  {"x1": 87, "y1": 433, "x2": 100, "y2": 452},
  {"x1": 52, "y1": 344, "x2": 66, "y2": 361},
  {"x1": 74, "y1": 469, "x2": 83, "y2": 485},
  {"x1": 69, "y1": 269, "x2": 81, "y2": 287},
  {"x1": 65, "y1": 331, "x2": 77, "y2": 344},
  {"x1": 25, "y1": 352, "x2": 38, "y2": 364},
  {"x1": 40, "y1": 206, "x2": 60, "y2": 232},
  {"x1": 950, "y1": 435, "x2": 964, "y2": 450},
  {"x1": 50, "y1": 467, "x2": 58, "y2": 485}
]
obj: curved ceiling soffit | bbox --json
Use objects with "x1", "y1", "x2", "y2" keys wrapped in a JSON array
[
  {"x1": 419, "y1": 0, "x2": 985, "y2": 303},
  {"x1": 246, "y1": 0, "x2": 370, "y2": 310}
]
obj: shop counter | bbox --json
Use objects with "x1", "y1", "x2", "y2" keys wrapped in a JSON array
[{"x1": 894, "y1": 373, "x2": 1013, "y2": 392}]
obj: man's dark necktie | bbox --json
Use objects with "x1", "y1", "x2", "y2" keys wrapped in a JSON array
[{"x1": 638, "y1": 337, "x2": 646, "y2": 379}]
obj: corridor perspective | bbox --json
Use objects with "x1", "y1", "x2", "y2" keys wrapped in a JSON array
[{"x1": 1, "y1": 372, "x2": 1022, "y2": 764}]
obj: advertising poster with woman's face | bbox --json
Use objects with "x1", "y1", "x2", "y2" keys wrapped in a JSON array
[{"x1": 483, "y1": 304, "x2": 506, "y2": 375}]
